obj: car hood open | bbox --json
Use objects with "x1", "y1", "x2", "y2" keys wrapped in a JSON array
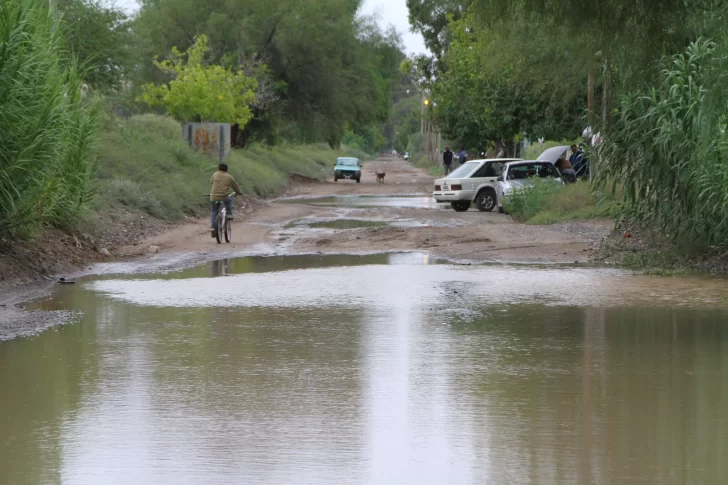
[{"x1": 536, "y1": 146, "x2": 570, "y2": 164}]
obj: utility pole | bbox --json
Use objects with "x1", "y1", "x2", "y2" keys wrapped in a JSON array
[{"x1": 420, "y1": 91, "x2": 425, "y2": 135}]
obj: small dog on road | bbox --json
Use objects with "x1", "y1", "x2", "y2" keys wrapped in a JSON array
[{"x1": 376, "y1": 172, "x2": 386, "y2": 183}]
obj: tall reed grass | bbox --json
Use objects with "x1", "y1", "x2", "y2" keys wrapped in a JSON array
[
  {"x1": 0, "y1": 0, "x2": 100, "y2": 239},
  {"x1": 596, "y1": 38, "x2": 728, "y2": 246}
]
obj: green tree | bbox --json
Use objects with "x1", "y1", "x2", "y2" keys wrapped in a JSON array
[
  {"x1": 133, "y1": 0, "x2": 404, "y2": 146},
  {"x1": 431, "y1": 12, "x2": 582, "y2": 152},
  {"x1": 56, "y1": 0, "x2": 131, "y2": 90},
  {"x1": 407, "y1": 0, "x2": 472, "y2": 67},
  {"x1": 140, "y1": 35, "x2": 258, "y2": 127}
]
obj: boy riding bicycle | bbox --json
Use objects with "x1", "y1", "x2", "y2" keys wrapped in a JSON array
[{"x1": 209, "y1": 163, "x2": 242, "y2": 238}]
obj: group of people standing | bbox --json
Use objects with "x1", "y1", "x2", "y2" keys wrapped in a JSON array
[
  {"x1": 442, "y1": 144, "x2": 590, "y2": 182},
  {"x1": 442, "y1": 147, "x2": 468, "y2": 175}
]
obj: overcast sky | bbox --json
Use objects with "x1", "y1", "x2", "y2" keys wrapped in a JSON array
[{"x1": 115, "y1": 0, "x2": 427, "y2": 55}]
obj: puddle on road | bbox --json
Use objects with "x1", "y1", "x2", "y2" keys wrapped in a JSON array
[
  {"x1": 3, "y1": 255, "x2": 728, "y2": 484},
  {"x1": 277, "y1": 195, "x2": 441, "y2": 209},
  {"x1": 287, "y1": 219, "x2": 389, "y2": 230}
]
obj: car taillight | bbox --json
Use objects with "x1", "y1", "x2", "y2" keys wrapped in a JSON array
[
  {"x1": 451, "y1": 184, "x2": 462, "y2": 190},
  {"x1": 435, "y1": 185, "x2": 442, "y2": 191}
]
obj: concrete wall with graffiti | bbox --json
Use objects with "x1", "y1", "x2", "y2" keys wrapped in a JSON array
[{"x1": 182, "y1": 123, "x2": 231, "y2": 158}]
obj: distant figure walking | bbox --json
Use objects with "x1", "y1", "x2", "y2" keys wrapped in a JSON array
[
  {"x1": 443, "y1": 146, "x2": 454, "y2": 175},
  {"x1": 458, "y1": 148, "x2": 468, "y2": 165}
]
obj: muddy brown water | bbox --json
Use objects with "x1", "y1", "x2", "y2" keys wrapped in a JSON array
[
  {"x1": 278, "y1": 195, "x2": 442, "y2": 209},
  {"x1": 2, "y1": 254, "x2": 728, "y2": 484},
  {"x1": 289, "y1": 219, "x2": 389, "y2": 230}
]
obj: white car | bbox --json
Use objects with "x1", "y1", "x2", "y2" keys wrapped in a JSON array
[
  {"x1": 495, "y1": 159, "x2": 564, "y2": 211},
  {"x1": 433, "y1": 146, "x2": 569, "y2": 212},
  {"x1": 433, "y1": 158, "x2": 520, "y2": 212}
]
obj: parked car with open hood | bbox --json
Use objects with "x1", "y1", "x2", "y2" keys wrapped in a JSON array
[
  {"x1": 495, "y1": 146, "x2": 569, "y2": 212},
  {"x1": 432, "y1": 146, "x2": 569, "y2": 212},
  {"x1": 433, "y1": 158, "x2": 521, "y2": 212}
]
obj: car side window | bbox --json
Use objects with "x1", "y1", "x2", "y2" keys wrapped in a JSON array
[
  {"x1": 471, "y1": 163, "x2": 492, "y2": 178},
  {"x1": 507, "y1": 166, "x2": 528, "y2": 180},
  {"x1": 537, "y1": 163, "x2": 559, "y2": 178}
]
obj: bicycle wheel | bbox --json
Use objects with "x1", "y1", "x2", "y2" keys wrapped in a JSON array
[
  {"x1": 224, "y1": 218, "x2": 231, "y2": 243},
  {"x1": 216, "y1": 213, "x2": 223, "y2": 244}
]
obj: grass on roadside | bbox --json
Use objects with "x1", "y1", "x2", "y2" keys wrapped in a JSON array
[
  {"x1": 504, "y1": 180, "x2": 621, "y2": 224},
  {"x1": 93, "y1": 114, "x2": 367, "y2": 222},
  {"x1": 412, "y1": 157, "x2": 445, "y2": 177}
]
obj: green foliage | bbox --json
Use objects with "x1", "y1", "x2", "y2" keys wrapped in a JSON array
[
  {"x1": 134, "y1": 0, "x2": 404, "y2": 146},
  {"x1": 391, "y1": 96, "x2": 422, "y2": 152},
  {"x1": 431, "y1": 11, "x2": 583, "y2": 152},
  {"x1": 56, "y1": 0, "x2": 131, "y2": 91},
  {"x1": 526, "y1": 183, "x2": 621, "y2": 224},
  {"x1": 504, "y1": 180, "x2": 619, "y2": 224},
  {"x1": 95, "y1": 114, "x2": 367, "y2": 220},
  {"x1": 140, "y1": 35, "x2": 258, "y2": 126},
  {"x1": 0, "y1": 0, "x2": 100, "y2": 239},
  {"x1": 503, "y1": 179, "x2": 564, "y2": 222},
  {"x1": 472, "y1": 0, "x2": 691, "y2": 76},
  {"x1": 596, "y1": 38, "x2": 728, "y2": 246}
]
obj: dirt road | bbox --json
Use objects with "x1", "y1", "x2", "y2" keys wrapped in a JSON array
[
  {"x1": 1, "y1": 155, "x2": 612, "y2": 340},
  {"x1": 118, "y1": 156, "x2": 611, "y2": 264}
]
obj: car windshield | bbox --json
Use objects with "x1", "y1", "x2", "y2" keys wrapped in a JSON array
[
  {"x1": 446, "y1": 162, "x2": 479, "y2": 179},
  {"x1": 337, "y1": 158, "x2": 359, "y2": 167},
  {"x1": 506, "y1": 163, "x2": 559, "y2": 180}
]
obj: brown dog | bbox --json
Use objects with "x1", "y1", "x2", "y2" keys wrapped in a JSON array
[{"x1": 376, "y1": 172, "x2": 386, "y2": 183}]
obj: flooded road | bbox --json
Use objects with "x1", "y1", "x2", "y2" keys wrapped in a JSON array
[
  {"x1": 279, "y1": 195, "x2": 442, "y2": 209},
  {"x1": 2, "y1": 255, "x2": 728, "y2": 484}
]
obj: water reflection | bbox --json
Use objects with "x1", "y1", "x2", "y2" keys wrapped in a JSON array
[
  {"x1": 277, "y1": 196, "x2": 441, "y2": 210},
  {"x1": 1, "y1": 263, "x2": 727, "y2": 484}
]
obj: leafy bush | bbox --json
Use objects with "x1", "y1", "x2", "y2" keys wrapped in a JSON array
[
  {"x1": 502, "y1": 179, "x2": 564, "y2": 222},
  {"x1": 0, "y1": 0, "x2": 100, "y2": 238},
  {"x1": 504, "y1": 179, "x2": 620, "y2": 224}
]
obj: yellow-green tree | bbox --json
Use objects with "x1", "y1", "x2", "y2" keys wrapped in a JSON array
[{"x1": 141, "y1": 35, "x2": 257, "y2": 127}]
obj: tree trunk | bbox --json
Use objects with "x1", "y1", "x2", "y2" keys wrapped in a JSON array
[
  {"x1": 587, "y1": 70, "x2": 595, "y2": 128},
  {"x1": 601, "y1": 56, "x2": 611, "y2": 132},
  {"x1": 420, "y1": 91, "x2": 425, "y2": 135}
]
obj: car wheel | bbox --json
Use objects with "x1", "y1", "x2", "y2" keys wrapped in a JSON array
[
  {"x1": 475, "y1": 189, "x2": 496, "y2": 212},
  {"x1": 334, "y1": 176, "x2": 338, "y2": 182},
  {"x1": 356, "y1": 177, "x2": 361, "y2": 183},
  {"x1": 450, "y1": 201, "x2": 471, "y2": 212}
]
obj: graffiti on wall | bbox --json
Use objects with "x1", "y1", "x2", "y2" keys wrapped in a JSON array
[{"x1": 182, "y1": 123, "x2": 231, "y2": 157}]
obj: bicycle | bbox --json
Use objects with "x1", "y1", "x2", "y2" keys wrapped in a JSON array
[{"x1": 204, "y1": 193, "x2": 236, "y2": 244}]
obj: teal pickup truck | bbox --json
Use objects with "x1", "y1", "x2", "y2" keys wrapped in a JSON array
[{"x1": 333, "y1": 157, "x2": 361, "y2": 183}]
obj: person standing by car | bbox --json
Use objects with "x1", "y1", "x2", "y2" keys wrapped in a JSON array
[
  {"x1": 443, "y1": 146, "x2": 454, "y2": 175},
  {"x1": 209, "y1": 163, "x2": 242, "y2": 238},
  {"x1": 569, "y1": 144, "x2": 584, "y2": 175},
  {"x1": 556, "y1": 158, "x2": 577, "y2": 183},
  {"x1": 458, "y1": 148, "x2": 468, "y2": 165}
]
